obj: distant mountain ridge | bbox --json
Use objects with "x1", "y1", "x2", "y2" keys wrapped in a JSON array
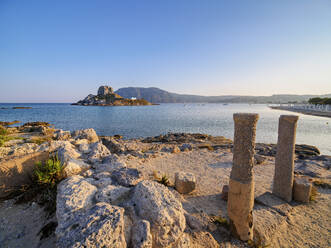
[{"x1": 115, "y1": 87, "x2": 331, "y2": 104}]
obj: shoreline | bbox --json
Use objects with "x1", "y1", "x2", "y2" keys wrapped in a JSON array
[{"x1": 270, "y1": 106, "x2": 331, "y2": 118}]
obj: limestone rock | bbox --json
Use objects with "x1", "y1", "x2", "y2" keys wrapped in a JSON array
[
  {"x1": 9, "y1": 143, "x2": 39, "y2": 157},
  {"x1": 180, "y1": 143, "x2": 193, "y2": 152},
  {"x1": 62, "y1": 158, "x2": 91, "y2": 178},
  {"x1": 133, "y1": 180, "x2": 186, "y2": 247},
  {"x1": 111, "y1": 168, "x2": 143, "y2": 187},
  {"x1": 49, "y1": 140, "x2": 72, "y2": 152},
  {"x1": 175, "y1": 172, "x2": 196, "y2": 194},
  {"x1": 98, "y1": 85, "x2": 114, "y2": 96},
  {"x1": 88, "y1": 142, "x2": 111, "y2": 163},
  {"x1": 102, "y1": 137, "x2": 126, "y2": 154},
  {"x1": 56, "y1": 202, "x2": 126, "y2": 248},
  {"x1": 56, "y1": 176, "x2": 97, "y2": 231},
  {"x1": 254, "y1": 154, "x2": 266, "y2": 165},
  {"x1": 79, "y1": 143, "x2": 90, "y2": 154},
  {"x1": 131, "y1": 220, "x2": 153, "y2": 248},
  {"x1": 71, "y1": 128, "x2": 99, "y2": 143},
  {"x1": 293, "y1": 177, "x2": 312, "y2": 203},
  {"x1": 171, "y1": 146, "x2": 181, "y2": 153},
  {"x1": 95, "y1": 185, "x2": 131, "y2": 205},
  {"x1": 53, "y1": 129, "x2": 71, "y2": 141},
  {"x1": 91, "y1": 178, "x2": 114, "y2": 188},
  {"x1": 57, "y1": 143, "x2": 81, "y2": 163}
]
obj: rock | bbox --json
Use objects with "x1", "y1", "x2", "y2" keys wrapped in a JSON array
[
  {"x1": 88, "y1": 142, "x2": 111, "y2": 163},
  {"x1": 36, "y1": 142, "x2": 49, "y2": 152},
  {"x1": 57, "y1": 143, "x2": 81, "y2": 163},
  {"x1": 95, "y1": 185, "x2": 131, "y2": 205},
  {"x1": 93, "y1": 171, "x2": 112, "y2": 180},
  {"x1": 111, "y1": 168, "x2": 143, "y2": 187},
  {"x1": 62, "y1": 158, "x2": 91, "y2": 178},
  {"x1": 71, "y1": 128, "x2": 99, "y2": 143},
  {"x1": 293, "y1": 177, "x2": 312, "y2": 203},
  {"x1": 73, "y1": 138, "x2": 89, "y2": 146},
  {"x1": 82, "y1": 169, "x2": 93, "y2": 177},
  {"x1": 171, "y1": 146, "x2": 181, "y2": 153},
  {"x1": 56, "y1": 176, "x2": 97, "y2": 231},
  {"x1": 91, "y1": 178, "x2": 114, "y2": 188},
  {"x1": 98, "y1": 85, "x2": 114, "y2": 95},
  {"x1": 102, "y1": 137, "x2": 125, "y2": 154},
  {"x1": 221, "y1": 185, "x2": 229, "y2": 201},
  {"x1": 53, "y1": 129, "x2": 71, "y2": 140},
  {"x1": 185, "y1": 213, "x2": 205, "y2": 231},
  {"x1": 254, "y1": 154, "x2": 266, "y2": 165},
  {"x1": 131, "y1": 220, "x2": 153, "y2": 248},
  {"x1": 133, "y1": 180, "x2": 186, "y2": 247},
  {"x1": 56, "y1": 202, "x2": 126, "y2": 248},
  {"x1": 180, "y1": 143, "x2": 193, "y2": 152},
  {"x1": 49, "y1": 140, "x2": 72, "y2": 152},
  {"x1": 73, "y1": 86, "x2": 151, "y2": 106},
  {"x1": 95, "y1": 161, "x2": 127, "y2": 174},
  {"x1": 175, "y1": 172, "x2": 196, "y2": 194},
  {"x1": 79, "y1": 143, "x2": 90, "y2": 154},
  {"x1": 9, "y1": 143, "x2": 39, "y2": 157}
]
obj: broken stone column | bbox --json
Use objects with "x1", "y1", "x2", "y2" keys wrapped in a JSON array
[
  {"x1": 273, "y1": 115, "x2": 299, "y2": 202},
  {"x1": 228, "y1": 113, "x2": 259, "y2": 241}
]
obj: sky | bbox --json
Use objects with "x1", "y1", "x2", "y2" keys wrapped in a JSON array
[{"x1": 0, "y1": 0, "x2": 331, "y2": 102}]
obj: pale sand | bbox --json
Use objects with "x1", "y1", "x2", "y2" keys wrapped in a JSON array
[{"x1": 125, "y1": 148, "x2": 331, "y2": 247}]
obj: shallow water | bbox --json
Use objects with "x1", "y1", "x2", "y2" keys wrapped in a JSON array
[{"x1": 0, "y1": 103, "x2": 330, "y2": 155}]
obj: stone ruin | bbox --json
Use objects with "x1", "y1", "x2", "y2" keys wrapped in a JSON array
[
  {"x1": 273, "y1": 115, "x2": 299, "y2": 202},
  {"x1": 227, "y1": 113, "x2": 313, "y2": 243},
  {"x1": 227, "y1": 113, "x2": 258, "y2": 241}
]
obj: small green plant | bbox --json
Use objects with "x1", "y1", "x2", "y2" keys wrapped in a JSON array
[
  {"x1": 158, "y1": 175, "x2": 170, "y2": 186},
  {"x1": 214, "y1": 216, "x2": 230, "y2": 229},
  {"x1": 247, "y1": 239, "x2": 270, "y2": 248},
  {"x1": 0, "y1": 126, "x2": 8, "y2": 135},
  {"x1": 34, "y1": 154, "x2": 63, "y2": 187}
]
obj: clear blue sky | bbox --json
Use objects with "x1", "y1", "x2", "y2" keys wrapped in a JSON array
[{"x1": 0, "y1": 0, "x2": 330, "y2": 102}]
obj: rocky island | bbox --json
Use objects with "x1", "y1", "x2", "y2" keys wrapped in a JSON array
[{"x1": 72, "y1": 86, "x2": 152, "y2": 106}]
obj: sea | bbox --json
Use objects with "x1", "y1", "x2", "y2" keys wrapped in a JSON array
[{"x1": 0, "y1": 103, "x2": 330, "y2": 155}]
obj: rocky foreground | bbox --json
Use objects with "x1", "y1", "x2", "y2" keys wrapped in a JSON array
[
  {"x1": 72, "y1": 86, "x2": 152, "y2": 106},
  {"x1": 0, "y1": 124, "x2": 330, "y2": 247}
]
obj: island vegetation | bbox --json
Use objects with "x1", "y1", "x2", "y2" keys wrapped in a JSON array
[{"x1": 308, "y1": 97, "x2": 331, "y2": 105}]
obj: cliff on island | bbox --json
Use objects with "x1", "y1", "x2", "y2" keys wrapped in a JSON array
[{"x1": 72, "y1": 86, "x2": 152, "y2": 106}]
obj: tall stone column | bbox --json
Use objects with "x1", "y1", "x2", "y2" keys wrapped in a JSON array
[
  {"x1": 273, "y1": 115, "x2": 299, "y2": 202},
  {"x1": 227, "y1": 113, "x2": 259, "y2": 241}
]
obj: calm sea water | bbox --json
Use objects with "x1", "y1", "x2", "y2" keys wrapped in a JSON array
[{"x1": 0, "y1": 103, "x2": 330, "y2": 155}]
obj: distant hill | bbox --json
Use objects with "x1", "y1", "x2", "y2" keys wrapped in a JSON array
[{"x1": 115, "y1": 87, "x2": 331, "y2": 104}]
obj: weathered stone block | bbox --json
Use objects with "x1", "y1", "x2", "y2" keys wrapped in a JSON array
[
  {"x1": 273, "y1": 115, "x2": 299, "y2": 202},
  {"x1": 293, "y1": 177, "x2": 312, "y2": 203},
  {"x1": 175, "y1": 172, "x2": 196, "y2": 194}
]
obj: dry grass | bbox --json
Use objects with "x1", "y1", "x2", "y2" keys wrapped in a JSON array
[
  {"x1": 198, "y1": 143, "x2": 215, "y2": 151},
  {"x1": 313, "y1": 180, "x2": 331, "y2": 189},
  {"x1": 310, "y1": 186, "x2": 318, "y2": 202}
]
